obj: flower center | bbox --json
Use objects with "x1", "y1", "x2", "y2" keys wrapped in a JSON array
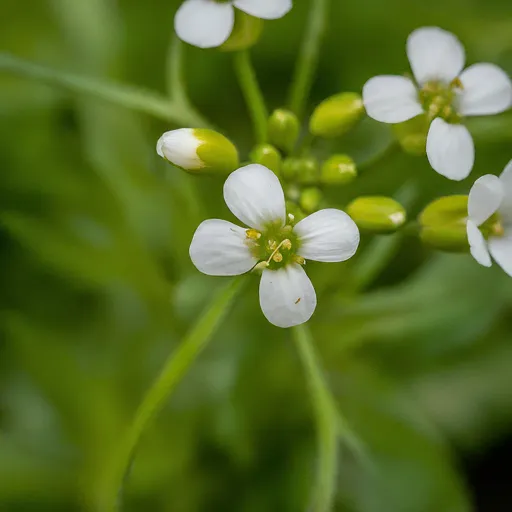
[
  {"x1": 245, "y1": 216, "x2": 304, "y2": 270},
  {"x1": 419, "y1": 78, "x2": 464, "y2": 123}
]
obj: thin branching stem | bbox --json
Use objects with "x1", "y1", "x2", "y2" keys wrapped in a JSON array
[
  {"x1": 288, "y1": 0, "x2": 331, "y2": 119},
  {"x1": 101, "y1": 277, "x2": 246, "y2": 512},
  {"x1": 233, "y1": 50, "x2": 268, "y2": 144},
  {"x1": 0, "y1": 52, "x2": 211, "y2": 128}
]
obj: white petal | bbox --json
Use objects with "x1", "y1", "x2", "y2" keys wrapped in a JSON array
[
  {"x1": 157, "y1": 128, "x2": 203, "y2": 170},
  {"x1": 223, "y1": 164, "x2": 286, "y2": 230},
  {"x1": 407, "y1": 27, "x2": 465, "y2": 85},
  {"x1": 499, "y1": 159, "x2": 512, "y2": 223},
  {"x1": 467, "y1": 220, "x2": 491, "y2": 267},
  {"x1": 189, "y1": 219, "x2": 256, "y2": 276},
  {"x1": 362, "y1": 75, "x2": 423, "y2": 123},
  {"x1": 489, "y1": 233, "x2": 512, "y2": 277},
  {"x1": 233, "y1": 0, "x2": 292, "y2": 19},
  {"x1": 294, "y1": 209, "x2": 360, "y2": 263},
  {"x1": 468, "y1": 174, "x2": 504, "y2": 226},
  {"x1": 259, "y1": 265, "x2": 317, "y2": 328},
  {"x1": 458, "y1": 63, "x2": 512, "y2": 116},
  {"x1": 174, "y1": 0, "x2": 234, "y2": 49},
  {"x1": 426, "y1": 118, "x2": 474, "y2": 181}
]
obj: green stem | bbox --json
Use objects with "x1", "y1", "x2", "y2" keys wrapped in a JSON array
[
  {"x1": 233, "y1": 50, "x2": 268, "y2": 144},
  {"x1": 288, "y1": 0, "x2": 331, "y2": 118},
  {"x1": 292, "y1": 324, "x2": 338, "y2": 512},
  {"x1": 0, "y1": 52, "x2": 211, "y2": 128},
  {"x1": 165, "y1": 35, "x2": 210, "y2": 130},
  {"x1": 102, "y1": 276, "x2": 246, "y2": 512},
  {"x1": 166, "y1": 35, "x2": 189, "y2": 104}
]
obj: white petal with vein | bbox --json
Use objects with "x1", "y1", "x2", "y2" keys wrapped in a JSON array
[
  {"x1": 362, "y1": 75, "x2": 423, "y2": 123},
  {"x1": 189, "y1": 219, "x2": 256, "y2": 276},
  {"x1": 407, "y1": 26, "x2": 465, "y2": 85},
  {"x1": 259, "y1": 265, "x2": 316, "y2": 328},
  {"x1": 224, "y1": 164, "x2": 286, "y2": 230},
  {"x1": 294, "y1": 209, "x2": 360, "y2": 262}
]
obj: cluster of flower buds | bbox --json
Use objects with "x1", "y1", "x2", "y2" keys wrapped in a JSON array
[{"x1": 157, "y1": 2, "x2": 512, "y2": 326}]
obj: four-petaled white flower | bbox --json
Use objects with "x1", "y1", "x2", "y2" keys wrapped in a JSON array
[
  {"x1": 175, "y1": 0, "x2": 292, "y2": 49},
  {"x1": 467, "y1": 160, "x2": 512, "y2": 275},
  {"x1": 363, "y1": 27, "x2": 512, "y2": 181},
  {"x1": 189, "y1": 164, "x2": 360, "y2": 328}
]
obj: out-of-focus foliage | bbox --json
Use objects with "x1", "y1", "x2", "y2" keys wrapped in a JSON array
[{"x1": 1, "y1": 0, "x2": 512, "y2": 510}]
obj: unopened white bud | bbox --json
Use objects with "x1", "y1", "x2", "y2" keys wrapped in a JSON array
[{"x1": 156, "y1": 128, "x2": 239, "y2": 175}]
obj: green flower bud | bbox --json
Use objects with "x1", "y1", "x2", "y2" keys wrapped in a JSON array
[
  {"x1": 157, "y1": 128, "x2": 239, "y2": 175},
  {"x1": 282, "y1": 158, "x2": 300, "y2": 181},
  {"x1": 309, "y1": 92, "x2": 365, "y2": 139},
  {"x1": 300, "y1": 187, "x2": 323, "y2": 214},
  {"x1": 285, "y1": 184, "x2": 301, "y2": 203},
  {"x1": 297, "y1": 157, "x2": 320, "y2": 185},
  {"x1": 220, "y1": 11, "x2": 263, "y2": 52},
  {"x1": 268, "y1": 109, "x2": 300, "y2": 154},
  {"x1": 347, "y1": 196, "x2": 407, "y2": 233},
  {"x1": 392, "y1": 114, "x2": 429, "y2": 156},
  {"x1": 321, "y1": 155, "x2": 357, "y2": 185},
  {"x1": 281, "y1": 157, "x2": 319, "y2": 184},
  {"x1": 419, "y1": 195, "x2": 468, "y2": 252},
  {"x1": 419, "y1": 195, "x2": 468, "y2": 227},
  {"x1": 249, "y1": 144, "x2": 282, "y2": 175}
]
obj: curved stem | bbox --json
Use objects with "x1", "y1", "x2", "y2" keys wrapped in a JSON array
[
  {"x1": 165, "y1": 35, "x2": 210, "y2": 129},
  {"x1": 0, "y1": 52, "x2": 211, "y2": 128},
  {"x1": 288, "y1": 0, "x2": 331, "y2": 118},
  {"x1": 102, "y1": 276, "x2": 246, "y2": 512},
  {"x1": 166, "y1": 35, "x2": 189, "y2": 104},
  {"x1": 233, "y1": 50, "x2": 268, "y2": 144},
  {"x1": 292, "y1": 324, "x2": 339, "y2": 512}
]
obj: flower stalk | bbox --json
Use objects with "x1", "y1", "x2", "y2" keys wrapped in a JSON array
[
  {"x1": 102, "y1": 276, "x2": 246, "y2": 512},
  {"x1": 292, "y1": 323, "x2": 339, "y2": 512},
  {"x1": 0, "y1": 52, "x2": 212, "y2": 128},
  {"x1": 288, "y1": 0, "x2": 331, "y2": 118},
  {"x1": 233, "y1": 50, "x2": 269, "y2": 144}
]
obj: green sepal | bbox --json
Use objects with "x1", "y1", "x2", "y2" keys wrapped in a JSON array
[
  {"x1": 419, "y1": 196, "x2": 469, "y2": 252},
  {"x1": 195, "y1": 129, "x2": 239, "y2": 175},
  {"x1": 220, "y1": 11, "x2": 263, "y2": 52},
  {"x1": 392, "y1": 114, "x2": 429, "y2": 156}
]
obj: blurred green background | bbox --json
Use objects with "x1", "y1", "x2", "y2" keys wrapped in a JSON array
[{"x1": 2, "y1": 0, "x2": 512, "y2": 511}]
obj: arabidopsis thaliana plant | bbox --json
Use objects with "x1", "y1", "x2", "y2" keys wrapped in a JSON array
[
  {"x1": 189, "y1": 164, "x2": 360, "y2": 328},
  {"x1": 363, "y1": 27, "x2": 512, "y2": 181},
  {"x1": 174, "y1": 0, "x2": 292, "y2": 49},
  {"x1": 467, "y1": 159, "x2": 512, "y2": 275}
]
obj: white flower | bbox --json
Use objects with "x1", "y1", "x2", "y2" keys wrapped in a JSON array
[
  {"x1": 174, "y1": 0, "x2": 292, "y2": 49},
  {"x1": 363, "y1": 27, "x2": 512, "y2": 181},
  {"x1": 467, "y1": 159, "x2": 512, "y2": 275},
  {"x1": 189, "y1": 164, "x2": 360, "y2": 328}
]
